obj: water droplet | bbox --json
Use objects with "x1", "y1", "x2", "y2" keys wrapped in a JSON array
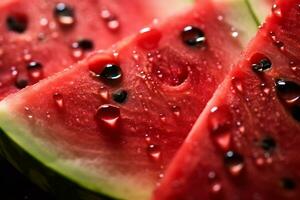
[
  {"x1": 159, "y1": 113, "x2": 166, "y2": 122},
  {"x1": 224, "y1": 151, "x2": 244, "y2": 176},
  {"x1": 24, "y1": 107, "x2": 33, "y2": 120},
  {"x1": 275, "y1": 79, "x2": 300, "y2": 104},
  {"x1": 269, "y1": 32, "x2": 285, "y2": 51},
  {"x1": 53, "y1": 92, "x2": 64, "y2": 109},
  {"x1": 95, "y1": 104, "x2": 120, "y2": 127},
  {"x1": 6, "y1": 14, "x2": 28, "y2": 33},
  {"x1": 181, "y1": 25, "x2": 206, "y2": 47},
  {"x1": 40, "y1": 18, "x2": 49, "y2": 26},
  {"x1": 171, "y1": 105, "x2": 181, "y2": 117},
  {"x1": 231, "y1": 77, "x2": 243, "y2": 93},
  {"x1": 72, "y1": 49, "x2": 83, "y2": 60},
  {"x1": 137, "y1": 27, "x2": 162, "y2": 50},
  {"x1": 281, "y1": 178, "x2": 296, "y2": 190},
  {"x1": 100, "y1": 8, "x2": 120, "y2": 31},
  {"x1": 289, "y1": 61, "x2": 297, "y2": 71},
  {"x1": 147, "y1": 144, "x2": 161, "y2": 161},
  {"x1": 15, "y1": 79, "x2": 28, "y2": 89},
  {"x1": 231, "y1": 31, "x2": 239, "y2": 38},
  {"x1": 72, "y1": 39, "x2": 94, "y2": 51},
  {"x1": 11, "y1": 66, "x2": 19, "y2": 79},
  {"x1": 272, "y1": 4, "x2": 282, "y2": 18},
  {"x1": 107, "y1": 19, "x2": 120, "y2": 31},
  {"x1": 211, "y1": 182, "x2": 222, "y2": 194},
  {"x1": 99, "y1": 87, "x2": 109, "y2": 100},
  {"x1": 27, "y1": 61, "x2": 44, "y2": 81},
  {"x1": 112, "y1": 89, "x2": 128, "y2": 103},
  {"x1": 54, "y1": 3, "x2": 75, "y2": 26},
  {"x1": 251, "y1": 53, "x2": 272, "y2": 72},
  {"x1": 209, "y1": 106, "x2": 232, "y2": 151}
]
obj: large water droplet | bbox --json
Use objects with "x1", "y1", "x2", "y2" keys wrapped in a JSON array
[
  {"x1": 53, "y1": 92, "x2": 64, "y2": 109},
  {"x1": 95, "y1": 104, "x2": 120, "y2": 127},
  {"x1": 224, "y1": 151, "x2": 244, "y2": 176},
  {"x1": 250, "y1": 53, "x2": 272, "y2": 72},
  {"x1": 147, "y1": 144, "x2": 161, "y2": 161},
  {"x1": 6, "y1": 14, "x2": 28, "y2": 33},
  {"x1": 54, "y1": 3, "x2": 75, "y2": 26},
  {"x1": 208, "y1": 106, "x2": 232, "y2": 151},
  {"x1": 181, "y1": 25, "x2": 206, "y2": 47},
  {"x1": 137, "y1": 27, "x2": 162, "y2": 50},
  {"x1": 275, "y1": 79, "x2": 300, "y2": 104}
]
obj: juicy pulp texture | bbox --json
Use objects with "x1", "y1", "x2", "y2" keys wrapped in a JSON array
[
  {"x1": 154, "y1": 0, "x2": 300, "y2": 199},
  {"x1": 0, "y1": 0, "x2": 193, "y2": 99},
  {"x1": 0, "y1": 0, "x2": 261, "y2": 199}
]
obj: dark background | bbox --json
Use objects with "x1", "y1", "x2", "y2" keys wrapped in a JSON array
[{"x1": 0, "y1": 157, "x2": 54, "y2": 200}]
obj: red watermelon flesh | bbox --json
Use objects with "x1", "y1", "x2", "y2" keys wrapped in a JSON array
[
  {"x1": 153, "y1": 0, "x2": 300, "y2": 200},
  {"x1": 0, "y1": 0, "x2": 192, "y2": 100},
  {"x1": 0, "y1": 0, "x2": 261, "y2": 199}
]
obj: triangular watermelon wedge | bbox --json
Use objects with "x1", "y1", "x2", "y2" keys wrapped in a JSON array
[
  {"x1": 0, "y1": 0, "x2": 194, "y2": 198},
  {"x1": 0, "y1": 0, "x2": 267, "y2": 199},
  {"x1": 0, "y1": 0, "x2": 193, "y2": 100},
  {"x1": 154, "y1": 0, "x2": 300, "y2": 199}
]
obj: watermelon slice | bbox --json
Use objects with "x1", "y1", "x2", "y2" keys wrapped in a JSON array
[
  {"x1": 0, "y1": 0, "x2": 193, "y2": 100},
  {"x1": 0, "y1": 0, "x2": 266, "y2": 199},
  {"x1": 153, "y1": 0, "x2": 300, "y2": 199}
]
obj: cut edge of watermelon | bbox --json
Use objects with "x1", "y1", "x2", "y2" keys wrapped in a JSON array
[
  {"x1": 0, "y1": 0, "x2": 268, "y2": 199},
  {"x1": 212, "y1": 0, "x2": 261, "y2": 47},
  {"x1": 0, "y1": 100, "x2": 153, "y2": 200},
  {"x1": 247, "y1": 0, "x2": 273, "y2": 24}
]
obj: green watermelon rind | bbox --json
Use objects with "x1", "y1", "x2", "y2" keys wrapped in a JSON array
[
  {"x1": 0, "y1": 106, "x2": 124, "y2": 200},
  {"x1": 246, "y1": 0, "x2": 272, "y2": 24},
  {"x1": 0, "y1": 128, "x2": 114, "y2": 200}
]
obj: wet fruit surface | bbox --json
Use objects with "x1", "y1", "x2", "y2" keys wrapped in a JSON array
[
  {"x1": 0, "y1": 0, "x2": 194, "y2": 199},
  {"x1": 154, "y1": 0, "x2": 300, "y2": 199},
  {"x1": 0, "y1": 0, "x2": 186, "y2": 100},
  {"x1": 0, "y1": 0, "x2": 251, "y2": 199}
]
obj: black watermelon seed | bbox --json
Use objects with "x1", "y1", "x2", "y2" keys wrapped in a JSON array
[
  {"x1": 252, "y1": 57, "x2": 272, "y2": 72},
  {"x1": 6, "y1": 14, "x2": 28, "y2": 33},
  {"x1": 181, "y1": 26, "x2": 206, "y2": 47},
  {"x1": 281, "y1": 178, "x2": 296, "y2": 190},
  {"x1": 260, "y1": 136, "x2": 277, "y2": 152},
  {"x1": 113, "y1": 90, "x2": 128, "y2": 103},
  {"x1": 72, "y1": 39, "x2": 94, "y2": 50},
  {"x1": 15, "y1": 79, "x2": 28, "y2": 89}
]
